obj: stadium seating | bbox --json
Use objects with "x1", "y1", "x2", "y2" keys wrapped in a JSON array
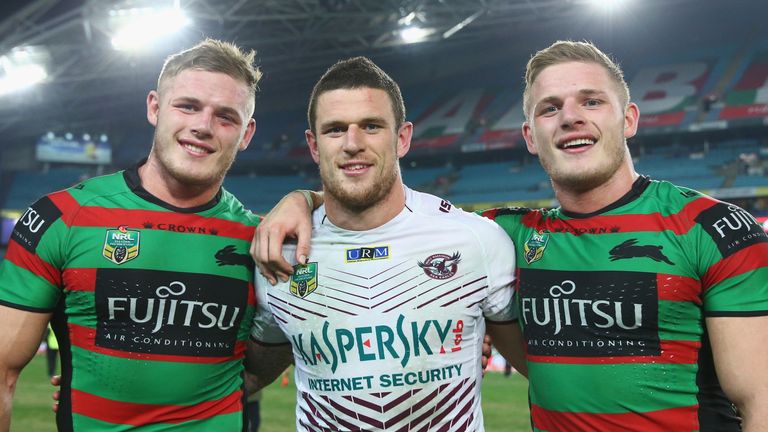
[{"x1": 4, "y1": 168, "x2": 87, "y2": 210}]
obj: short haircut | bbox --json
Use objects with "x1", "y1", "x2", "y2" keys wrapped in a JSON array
[
  {"x1": 307, "y1": 56, "x2": 406, "y2": 133},
  {"x1": 523, "y1": 40, "x2": 630, "y2": 119},
  {"x1": 157, "y1": 38, "x2": 262, "y2": 115}
]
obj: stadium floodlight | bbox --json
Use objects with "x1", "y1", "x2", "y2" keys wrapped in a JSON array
[
  {"x1": 110, "y1": 6, "x2": 191, "y2": 52},
  {"x1": 588, "y1": 0, "x2": 629, "y2": 13},
  {"x1": 0, "y1": 47, "x2": 48, "y2": 96},
  {"x1": 400, "y1": 26, "x2": 432, "y2": 44}
]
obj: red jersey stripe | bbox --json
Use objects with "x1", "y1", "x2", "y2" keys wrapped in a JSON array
[
  {"x1": 519, "y1": 197, "x2": 717, "y2": 236},
  {"x1": 656, "y1": 274, "x2": 702, "y2": 303},
  {"x1": 71, "y1": 388, "x2": 242, "y2": 426},
  {"x1": 530, "y1": 403, "x2": 698, "y2": 432},
  {"x1": 702, "y1": 242, "x2": 768, "y2": 289},
  {"x1": 62, "y1": 268, "x2": 97, "y2": 292},
  {"x1": 68, "y1": 323, "x2": 246, "y2": 363},
  {"x1": 67, "y1": 206, "x2": 255, "y2": 241},
  {"x1": 527, "y1": 340, "x2": 700, "y2": 365},
  {"x1": 6, "y1": 241, "x2": 62, "y2": 287},
  {"x1": 49, "y1": 190, "x2": 83, "y2": 225},
  {"x1": 247, "y1": 281, "x2": 256, "y2": 306}
]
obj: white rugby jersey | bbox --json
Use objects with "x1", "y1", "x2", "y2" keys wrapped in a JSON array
[{"x1": 252, "y1": 186, "x2": 517, "y2": 431}]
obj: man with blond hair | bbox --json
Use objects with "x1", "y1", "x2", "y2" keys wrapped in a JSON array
[{"x1": 0, "y1": 39, "x2": 266, "y2": 431}]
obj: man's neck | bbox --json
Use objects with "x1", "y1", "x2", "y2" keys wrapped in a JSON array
[
  {"x1": 554, "y1": 162, "x2": 639, "y2": 215},
  {"x1": 324, "y1": 183, "x2": 406, "y2": 231},
  {"x1": 138, "y1": 157, "x2": 220, "y2": 209}
]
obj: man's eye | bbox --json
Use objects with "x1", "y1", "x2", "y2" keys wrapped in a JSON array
[
  {"x1": 585, "y1": 99, "x2": 601, "y2": 107},
  {"x1": 540, "y1": 105, "x2": 558, "y2": 115}
]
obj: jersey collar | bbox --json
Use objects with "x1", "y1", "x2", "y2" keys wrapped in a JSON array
[
  {"x1": 560, "y1": 175, "x2": 651, "y2": 219},
  {"x1": 123, "y1": 158, "x2": 223, "y2": 214}
]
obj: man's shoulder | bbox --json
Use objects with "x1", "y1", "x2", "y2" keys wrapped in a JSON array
[
  {"x1": 408, "y1": 189, "x2": 513, "y2": 240},
  {"x1": 62, "y1": 170, "x2": 129, "y2": 204},
  {"x1": 218, "y1": 188, "x2": 261, "y2": 227}
]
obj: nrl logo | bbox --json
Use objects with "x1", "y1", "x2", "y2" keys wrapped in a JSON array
[
  {"x1": 524, "y1": 230, "x2": 549, "y2": 264},
  {"x1": 290, "y1": 262, "x2": 318, "y2": 298},
  {"x1": 103, "y1": 225, "x2": 140, "y2": 265}
]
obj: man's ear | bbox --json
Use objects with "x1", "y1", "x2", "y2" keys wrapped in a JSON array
[
  {"x1": 146, "y1": 90, "x2": 160, "y2": 127},
  {"x1": 306, "y1": 129, "x2": 320, "y2": 164}
]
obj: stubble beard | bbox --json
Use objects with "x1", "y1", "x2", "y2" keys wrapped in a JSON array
[
  {"x1": 541, "y1": 139, "x2": 627, "y2": 194},
  {"x1": 320, "y1": 159, "x2": 398, "y2": 212},
  {"x1": 151, "y1": 129, "x2": 235, "y2": 188}
]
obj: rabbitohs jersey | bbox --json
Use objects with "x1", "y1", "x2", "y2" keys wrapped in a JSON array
[
  {"x1": 0, "y1": 165, "x2": 259, "y2": 431},
  {"x1": 252, "y1": 187, "x2": 517, "y2": 432},
  {"x1": 483, "y1": 176, "x2": 768, "y2": 432}
]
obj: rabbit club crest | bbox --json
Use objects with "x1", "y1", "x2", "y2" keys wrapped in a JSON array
[{"x1": 524, "y1": 230, "x2": 549, "y2": 264}]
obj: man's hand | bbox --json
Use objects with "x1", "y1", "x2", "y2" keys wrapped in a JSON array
[
  {"x1": 50, "y1": 375, "x2": 60, "y2": 413},
  {"x1": 251, "y1": 190, "x2": 316, "y2": 285},
  {"x1": 481, "y1": 334, "x2": 492, "y2": 371}
]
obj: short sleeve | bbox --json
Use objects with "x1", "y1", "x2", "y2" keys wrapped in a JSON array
[
  {"x1": 477, "y1": 219, "x2": 518, "y2": 322},
  {"x1": 0, "y1": 195, "x2": 68, "y2": 312},
  {"x1": 693, "y1": 201, "x2": 768, "y2": 315}
]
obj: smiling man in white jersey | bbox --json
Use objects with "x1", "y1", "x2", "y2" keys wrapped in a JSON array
[{"x1": 248, "y1": 57, "x2": 526, "y2": 431}]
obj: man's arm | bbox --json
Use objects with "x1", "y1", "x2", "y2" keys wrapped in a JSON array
[
  {"x1": 0, "y1": 305, "x2": 51, "y2": 431},
  {"x1": 485, "y1": 321, "x2": 528, "y2": 378},
  {"x1": 707, "y1": 316, "x2": 768, "y2": 432},
  {"x1": 244, "y1": 340, "x2": 294, "y2": 392},
  {"x1": 251, "y1": 190, "x2": 323, "y2": 285}
]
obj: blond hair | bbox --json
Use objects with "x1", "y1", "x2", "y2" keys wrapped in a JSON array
[
  {"x1": 158, "y1": 38, "x2": 262, "y2": 115},
  {"x1": 523, "y1": 40, "x2": 630, "y2": 118}
]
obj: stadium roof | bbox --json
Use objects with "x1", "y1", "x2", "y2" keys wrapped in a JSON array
[{"x1": 0, "y1": 0, "x2": 763, "y2": 153}]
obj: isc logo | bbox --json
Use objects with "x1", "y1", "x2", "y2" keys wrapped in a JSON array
[{"x1": 346, "y1": 246, "x2": 389, "y2": 263}]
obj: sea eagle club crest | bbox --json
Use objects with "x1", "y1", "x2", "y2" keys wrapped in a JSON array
[
  {"x1": 103, "y1": 225, "x2": 140, "y2": 265},
  {"x1": 290, "y1": 262, "x2": 318, "y2": 298}
]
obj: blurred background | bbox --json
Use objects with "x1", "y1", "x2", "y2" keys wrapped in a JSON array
[{"x1": 1, "y1": 0, "x2": 768, "y2": 257}]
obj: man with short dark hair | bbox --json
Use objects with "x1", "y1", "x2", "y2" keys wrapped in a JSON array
[{"x1": 249, "y1": 56, "x2": 525, "y2": 431}]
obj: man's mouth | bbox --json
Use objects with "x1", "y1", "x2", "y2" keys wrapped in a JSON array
[
  {"x1": 558, "y1": 138, "x2": 596, "y2": 150},
  {"x1": 181, "y1": 142, "x2": 213, "y2": 155},
  {"x1": 340, "y1": 162, "x2": 373, "y2": 174}
]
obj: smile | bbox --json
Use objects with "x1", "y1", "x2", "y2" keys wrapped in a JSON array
[
  {"x1": 559, "y1": 138, "x2": 595, "y2": 149},
  {"x1": 181, "y1": 142, "x2": 213, "y2": 155}
]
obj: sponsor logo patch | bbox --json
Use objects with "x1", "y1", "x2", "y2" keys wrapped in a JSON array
[
  {"x1": 12, "y1": 197, "x2": 62, "y2": 253},
  {"x1": 346, "y1": 246, "x2": 389, "y2": 263},
  {"x1": 290, "y1": 262, "x2": 318, "y2": 298},
  {"x1": 519, "y1": 268, "x2": 660, "y2": 357},
  {"x1": 524, "y1": 230, "x2": 549, "y2": 264},
  {"x1": 439, "y1": 199, "x2": 452, "y2": 213},
  {"x1": 696, "y1": 202, "x2": 768, "y2": 257},
  {"x1": 102, "y1": 225, "x2": 140, "y2": 265},
  {"x1": 418, "y1": 252, "x2": 461, "y2": 280},
  {"x1": 94, "y1": 268, "x2": 247, "y2": 357}
]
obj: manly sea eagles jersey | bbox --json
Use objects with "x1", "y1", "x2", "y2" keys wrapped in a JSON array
[
  {"x1": 0, "y1": 165, "x2": 259, "y2": 431},
  {"x1": 252, "y1": 186, "x2": 518, "y2": 432},
  {"x1": 483, "y1": 176, "x2": 768, "y2": 432}
]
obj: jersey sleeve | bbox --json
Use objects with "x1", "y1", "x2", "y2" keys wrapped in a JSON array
[
  {"x1": 250, "y1": 245, "x2": 299, "y2": 344},
  {"x1": 693, "y1": 200, "x2": 768, "y2": 315},
  {"x1": 0, "y1": 194, "x2": 69, "y2": 312},
  {"x1": 472, "y1": 216, "x2": 518, "y2": 322},
  {"x1": 251, "y1": 274, "x2": 290, "y2": 344}
]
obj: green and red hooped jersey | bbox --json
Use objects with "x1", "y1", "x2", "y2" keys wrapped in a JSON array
[
  {"x1": 482, "y1": 176, "x2": 768, "y2": 432},
  {"x1": 0, "y1": 166, "x2": 260, "y2": 431}
]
